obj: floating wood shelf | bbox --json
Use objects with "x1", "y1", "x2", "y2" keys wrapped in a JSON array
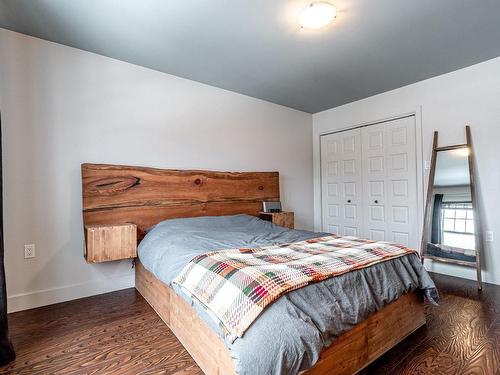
[{"x1": 84, "y1": 223, "x2": 137, "y2": 263}]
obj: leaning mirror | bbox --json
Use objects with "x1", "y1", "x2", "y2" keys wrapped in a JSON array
[
  {"x1": 421, "y1": 126, "x2": 483, "y2": 290},
  {"x1": 427, "y1": 148, "x2": 475, "y2": 261}
]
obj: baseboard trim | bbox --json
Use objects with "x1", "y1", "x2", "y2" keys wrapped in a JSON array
[
  {"x1": 424, "y1": 259, "x2": 499, "y2": 286},
  {"x1": 7, "y1": 272, "x2": 135, "y2": 313}
]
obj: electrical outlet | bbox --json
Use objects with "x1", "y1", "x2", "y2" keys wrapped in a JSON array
[
  {"x1": 424, "y1": 161, "x2": 431, "y2": 170},
  {"x1": 486, "y1": 231, "x2": 494, "y2": 242},
  {"x1": 24, "y1": 244, "x2": 35, "y2": 259}
]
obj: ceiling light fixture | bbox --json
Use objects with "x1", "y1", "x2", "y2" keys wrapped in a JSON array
[{"x1": 298, "y1": 2, "x2": 336, "y2": 30}]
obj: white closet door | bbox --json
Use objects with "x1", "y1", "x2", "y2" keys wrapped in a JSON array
[
  {"x1": 321, "y1": 128, "x2": 363, "y2": 236},
  {"x1": 361, "y1": 116, "x2": 418, "y2": 247},
  {"x1": 361, "y1": 122, "x2": 387, "y2": 241}
]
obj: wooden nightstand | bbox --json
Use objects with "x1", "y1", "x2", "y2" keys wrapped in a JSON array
[
  {"x1": 84, "y1": 223, "x2": 137, "y2": 263},
  {"x1": 259, "y1": 212, "x2": 294, "y2": 229}
]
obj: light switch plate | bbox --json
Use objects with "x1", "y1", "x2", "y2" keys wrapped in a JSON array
[
  {"x1": 486, "y1": 231, "x2": 494, "y2": 242},
  {"x1": 24, "y1": 244, "x2": 36, "y2": 259}
]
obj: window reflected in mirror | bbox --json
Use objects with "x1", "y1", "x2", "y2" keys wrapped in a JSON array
[{"x1": 425, "y1": 147, "x2": 476, "y2": 263}]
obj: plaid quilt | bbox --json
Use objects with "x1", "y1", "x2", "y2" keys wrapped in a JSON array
[{"x1": 173, "y1": 235, "x2": 416, "y2": 339}]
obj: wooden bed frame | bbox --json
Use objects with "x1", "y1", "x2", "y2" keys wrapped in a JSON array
[{"x1": 82, "y1": 163, "x2": 426, "y2": 375}]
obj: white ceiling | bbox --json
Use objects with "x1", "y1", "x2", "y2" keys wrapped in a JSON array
[{"x1": 1, "y1": 0, "x2": 500, "y2": 113}]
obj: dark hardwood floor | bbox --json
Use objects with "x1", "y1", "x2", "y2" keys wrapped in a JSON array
[
  {"x1": 362, "y1": 273, "x2": 500, "y2": 375},
  {"x1": 1, "y1": 272, "x2": 499, "y2": 374}
]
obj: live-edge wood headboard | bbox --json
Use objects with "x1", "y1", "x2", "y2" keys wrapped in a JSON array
[{"x1": 81, "y1": 163, "x2": 280, "y2": 238}]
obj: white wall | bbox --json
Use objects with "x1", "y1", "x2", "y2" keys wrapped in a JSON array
[
  {"x1": 0, "y1": 29, "x2": 314, "y2": 312},
  {"x1": 313, "y1": 57, "x2": 500, "y2": 286}
]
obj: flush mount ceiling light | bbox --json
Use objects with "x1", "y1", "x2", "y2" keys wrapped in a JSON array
[{"x1": 298, "y1": 2, "x2": 337, "y2": 30}]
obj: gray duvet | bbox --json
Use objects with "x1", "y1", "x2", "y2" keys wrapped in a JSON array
[{"x1": 138, "y1": 214, "x2": 438, "y2": 375}]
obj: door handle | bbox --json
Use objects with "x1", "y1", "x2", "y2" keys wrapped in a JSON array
[
  {"x1": 347, "y1": 199, "x2": 351, "y2": 203},
  {"x1": 374, "y1": 200, "x2": 379, "y2": 204}
]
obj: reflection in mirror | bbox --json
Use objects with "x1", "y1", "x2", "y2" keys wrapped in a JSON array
[{"x1": 425, "y1": 147, "x2": 476, "y2": 263}]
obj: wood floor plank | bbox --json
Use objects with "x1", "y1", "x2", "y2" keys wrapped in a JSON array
[{"x1": 1, "y1": 273, "x2": 499, "y2": 374}]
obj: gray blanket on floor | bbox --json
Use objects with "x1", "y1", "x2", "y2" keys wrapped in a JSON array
[{"x1": 138, "y1": 214, "x2": 438, "y2": 375}]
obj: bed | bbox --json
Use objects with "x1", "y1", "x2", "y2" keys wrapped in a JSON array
[{"x1": 82, "y1": 163, "x2": 436, "y2": 375}]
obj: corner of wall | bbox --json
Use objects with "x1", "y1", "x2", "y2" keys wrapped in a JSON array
[{"x1": 7, "y1": 271, "x2": 135, "y2": 313}]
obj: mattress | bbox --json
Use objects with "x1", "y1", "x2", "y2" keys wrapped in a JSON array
[{"x1": 138, "y1": 214, "x2": 438, "y2": 375}]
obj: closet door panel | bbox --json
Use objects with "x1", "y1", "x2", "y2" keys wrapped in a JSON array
[
  {"x1": 341, "y1": 131, "x2": 362, "y2": 237},
  {"x1": 321, "y1": 133, "x2": 343, "y2": 235},
  {"x1": 322, "y1": 134, "x2": 341, "y2": 235},
  {"x1": 362, "y1": 123, "x2": 388, "y2": 240},
  {"x1": 385, "y1": 117, "x2": 417, "y2": 247},
  {"x1": 361, "y1": 116, "x2": 418, "y2": 247},
  {"x1": 321, "y1": 129, "x2": 363, "y2": 236}
]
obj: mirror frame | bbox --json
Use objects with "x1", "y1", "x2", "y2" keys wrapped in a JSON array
[{"x1": 420, "y1": 126, "x2": 483, "y2": 290}]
